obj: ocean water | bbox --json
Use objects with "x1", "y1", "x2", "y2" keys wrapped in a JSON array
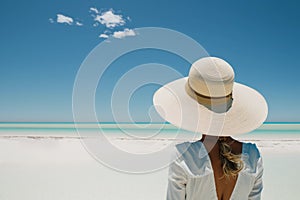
[
  {"x1": 1, "y1": 122, "x2": 300, "y2": 150},
  {"x1": 1, "y1": 122, "x2": 300, "y2": 135}
]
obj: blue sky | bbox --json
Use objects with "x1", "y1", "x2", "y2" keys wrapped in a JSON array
[{"x1": 0, "y1": 0, "x2": 299, "y2": 122}]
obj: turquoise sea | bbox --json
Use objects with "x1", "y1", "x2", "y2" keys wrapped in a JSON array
[
  {"x1": 1, "y1": 122, "x2": 300, "y2": 134},
  {"x1": 1, "y1": 122, "x2": 300, "y2": 153},
  {"x1": 0, "y1": 122, "x2": 299, "y2": 138}
]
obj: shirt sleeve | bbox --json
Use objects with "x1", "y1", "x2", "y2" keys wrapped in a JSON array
[
  {"x1": 166, "y1": 149, "x2": 187, "y2": 200},
  {"x1": 248, "y1": 156, "x2": 264, "y2": 200}
]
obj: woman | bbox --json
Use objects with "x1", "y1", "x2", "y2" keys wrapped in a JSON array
[{"x1": 153, "y1": 57, "x2": 267, "y2": 200}]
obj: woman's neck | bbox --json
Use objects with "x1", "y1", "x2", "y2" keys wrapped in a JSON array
[{"x1": 200, "y1": 134, "x2": 234, "y2": 153}]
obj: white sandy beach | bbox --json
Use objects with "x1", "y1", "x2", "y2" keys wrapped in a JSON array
[{"x1": 0, "y1": 128, "x2": 300, "y2": 200}]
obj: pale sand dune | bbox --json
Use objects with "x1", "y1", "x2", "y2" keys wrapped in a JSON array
[{"x1": 0, "y1": 136, "x2": 300, "y2": 200}]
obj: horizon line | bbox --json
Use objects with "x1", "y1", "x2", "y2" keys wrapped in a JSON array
[{"x1": 0, "y1": 121, "x2": 300, "y2": 124}]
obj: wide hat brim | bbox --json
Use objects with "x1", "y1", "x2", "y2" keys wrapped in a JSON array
[{"x1": 153, "y1": 77, "x2": 268, "y2": 136}]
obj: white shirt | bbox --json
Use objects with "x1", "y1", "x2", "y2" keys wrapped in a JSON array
[{"x1": 167, "y1": 141, "x2": 263, "y2": 200}]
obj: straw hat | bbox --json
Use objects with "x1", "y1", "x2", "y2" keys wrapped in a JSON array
[{"x1": 153, "y1": 57, "x2": 268, "y2": 136}]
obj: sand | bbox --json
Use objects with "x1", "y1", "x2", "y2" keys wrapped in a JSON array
[{"x1": 0, "y1": 133, "x2": 300, "y2": 200}]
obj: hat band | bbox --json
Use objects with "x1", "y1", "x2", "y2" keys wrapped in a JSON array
[{"x1": 185, "y1": 80, "x2": 233, "y2": 113}]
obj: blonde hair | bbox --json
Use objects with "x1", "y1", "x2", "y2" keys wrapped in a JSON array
[{"x1": 218, "y1": 137, "x2": 244, "y2": 179}]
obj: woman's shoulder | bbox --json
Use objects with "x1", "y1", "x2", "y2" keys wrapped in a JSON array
[
  {"x1": 242, "y1": 142, "x2": 261, "y2": 159},
  {"x1": 173, "y1": 141, "x2": 211, "y2": 175},
  {"x1": 174, "y1": 141, "x2": 203, "y2": 157},
  {"x1": 174, "y1": 141, "x2": 211, "y2": 164},
  {"x1": 241, "y1": 142, "x2": 263, "y2": 173}
]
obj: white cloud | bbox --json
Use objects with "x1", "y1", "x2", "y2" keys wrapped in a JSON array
[
  {"x1": 76, "y1": 21, "x2": 83, "y2": 26},
  {"x1": 50, "y1": 8, "x2": 135, "y2": 40},
  {"x1": 49, "y1": 18, "x2": 54, "y2": 23},
  {"x1": 99, "y1": 34, "x2": 109, "y2": 38},
  {"x1": 90, "y1": 7, "x2": 99, "y2": 14},
  {"x1": 94, "y1": 10, "x2": 125, "y2": 28},
  {"x1": 57, "y1": 14, "x2": 73, "y2": 25},
  {"x1": 113, "y1": 28, "x2": 136, "y2": 39}
]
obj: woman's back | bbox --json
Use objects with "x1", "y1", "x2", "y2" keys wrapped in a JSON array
[
  {"x1": 166, "y1": 140, "x2": 263, "y2": 200},
  {"x1": 202, "y1": 138, "x2": 243, "y2": 200}
]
